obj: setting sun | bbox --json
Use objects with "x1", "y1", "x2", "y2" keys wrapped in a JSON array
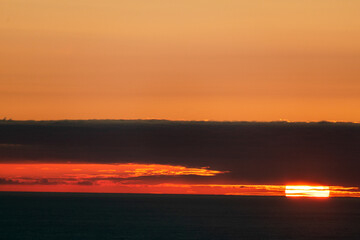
[
  {"x1": 285, "y1": 185, "x2": 330, "y2": 198},
  {"x1": 1, "y1": 0, "x2": 360, "y2": 239}
]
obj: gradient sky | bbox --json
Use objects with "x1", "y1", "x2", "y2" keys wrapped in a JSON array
[{"x1": 1, "y1": 0, "x2": 360, "y2": 121}]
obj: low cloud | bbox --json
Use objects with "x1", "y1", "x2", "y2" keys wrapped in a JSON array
[{"x1": 0, "y1": 120, "x2": 359, "y2": 186}]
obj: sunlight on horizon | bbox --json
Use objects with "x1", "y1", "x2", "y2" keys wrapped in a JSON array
[{"x1": 285, "y1": 185, "x2": 330, "y2": 198}]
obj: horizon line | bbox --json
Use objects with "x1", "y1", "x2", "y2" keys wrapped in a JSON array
[{"x1": 1, "y1": 118, "x2": 359, "y2": 124}]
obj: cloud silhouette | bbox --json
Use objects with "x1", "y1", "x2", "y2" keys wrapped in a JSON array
[{"x1": 0, "y1": 120, "x2": 359, "y2": 186}]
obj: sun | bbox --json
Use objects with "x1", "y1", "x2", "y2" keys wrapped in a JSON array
[{"x1": 285, "y1": 185, "x2": 330, "y2": 198}]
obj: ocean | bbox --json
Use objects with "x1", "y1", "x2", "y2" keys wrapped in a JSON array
[{"x1": 0, "y1": 192, "x2": 359, "y2": 240}]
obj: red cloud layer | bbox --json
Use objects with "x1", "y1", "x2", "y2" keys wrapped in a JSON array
[{"x1": 0, "y1": 163, "x2": 359, "y2": 197}]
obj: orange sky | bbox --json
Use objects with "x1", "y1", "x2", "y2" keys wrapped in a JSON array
[{"x1": 1, "y1": 0, "x2": 360, "y2": 121}]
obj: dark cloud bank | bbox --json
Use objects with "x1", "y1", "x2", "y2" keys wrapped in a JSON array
[{"x1": 0, "y1": 120, "x2": 359, "y2": 186}]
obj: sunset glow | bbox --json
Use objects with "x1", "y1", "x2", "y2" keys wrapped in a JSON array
[
  {"x1": 0, "y1": 163, "x2": 359, "y2": 197},
  {"x1": 0, "y1": 163, "x2": 226, "y2": 182},
  {"x1": 285, "y1": 186, "x2": 330, "y2": 198},
  {"x1": 1, "y1": 0, "x2": 360, "y2": 122},
  {"x1": 1, "y1": 1, "x2": 360, "y2": 238}
]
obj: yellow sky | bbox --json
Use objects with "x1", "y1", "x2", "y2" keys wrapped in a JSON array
[{"x1": 1, "y1": 0, "x2": 360, "y2": 121}]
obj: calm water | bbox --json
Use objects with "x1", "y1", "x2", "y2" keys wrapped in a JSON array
[{"x1": 0, "y1": 192, "x2": 359, "y2": 240}]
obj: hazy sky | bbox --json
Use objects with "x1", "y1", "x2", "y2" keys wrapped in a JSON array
[{"x1": 1, "y1": 0, "x2": 360, "y2": 121}]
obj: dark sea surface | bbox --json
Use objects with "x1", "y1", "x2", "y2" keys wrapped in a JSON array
[{"x1": 0, "y1": 192, "x2": 359, "y2": 240}]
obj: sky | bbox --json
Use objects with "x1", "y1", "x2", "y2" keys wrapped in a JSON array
[
  {"x1": 1, "y1": 1, "x2": 359, "y2": 197},
  {"x1": 1, "y1": 0, "x2": 360, "y2": 121}
]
